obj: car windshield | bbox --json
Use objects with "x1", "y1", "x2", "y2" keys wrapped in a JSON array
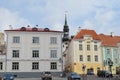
[
  {"x1": 4, "y1": 74, "x2": 13, "y2": 77},
  {"x1": 45, "y1": 72, "x2": 51, "y2": 74},
  {"x1": 71, "y1": 73, "x2": 78, "y2": 76},
  {"x1": 105, "y1": 71, "x2": 111, "y2": 73}
]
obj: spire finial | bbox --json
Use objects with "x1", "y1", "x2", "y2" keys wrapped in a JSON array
[{"x1": 65, "y1": 11, "x2": 68, "y2": 26}]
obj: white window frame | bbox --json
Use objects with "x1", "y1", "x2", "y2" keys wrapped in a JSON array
[
  {"x1": 50, "y1": 62, "x2": 57, "y2": 70},
  {"x1": 87, "y1": 55, "x2": 91, "y2": 61},
  {"x1": 32, "y1": 37, "x2": 39, "y2": 43},
  {"x1": 12, "y1": 62, "x2": 19, "y2": 70},
  {"x1": 87, "y1": 44, "x2": 90, "y2": 51},
  {"x1": 95, "y1": 55, "x2": 98, "y2": 62},
  {"x1": 106, "y1": 48, "x2": 110, "y2": 54},
  {"x1": 94, "y1": 45, "x2": 97, "y2": 51},
  {"x1": 13, "y1": 36, "x2": 20, "y2": 43},
  {"x1": 12, "y1": 50, "x2": 19, "y2": 58},
  {"x1": 50, "y1": 50, "x2": 57, "y2": 58},
  {"x1": 32, "y1": 50, "x2": 39, "y2": 58},
  {"x1": 50, "y1": 37, "x2": 57, "y2": 44},
  {"x1": 79, "y1": 55, "x2": 83, "y2": 61},
  {"x1": 32, "y1": 62, "x2": 39, "y2": 70},
  {"x1": 79, "y1": 44, "x2": 82, "y2": 50}
]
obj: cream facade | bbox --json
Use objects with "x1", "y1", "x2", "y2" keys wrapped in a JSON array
[{"x1": 65, "y1": 30, "x2": 103, "y2": 74}]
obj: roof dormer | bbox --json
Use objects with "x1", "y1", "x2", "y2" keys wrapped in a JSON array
[
  {"x1": 20, "y1": 27, "x2": 26, "y2": 31},
  {"x1": 44, "y1": 28, "x2": 49, "y2": 31},
  {"x1": 32, "y1": 27, "x2": 38, "y2": 31}
]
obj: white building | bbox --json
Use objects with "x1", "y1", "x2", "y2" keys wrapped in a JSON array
[
  {"x1": 5, "y1": 26, "x2": 63, "y2": 77},
  {"x1": 0, "y1": 32, "x2": 6, "y2": 73}
]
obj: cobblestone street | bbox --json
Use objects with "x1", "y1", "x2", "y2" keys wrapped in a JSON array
[{"x1": 14, "y1": 75, "x2": 120, "y2": 80}]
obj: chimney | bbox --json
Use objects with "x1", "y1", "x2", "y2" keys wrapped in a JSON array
[
  {"x1": 36, "y1": 25, "x2": 38, "y2": 27},
  {"x1": 77, "y1": 26, "x2": 81, "y2": 33},
  {"x1": 27, "y1": 25, "x2": 30, "y2": 27},
  {"x1": 8, "y1": 25, "x2": 13, "y2": 30},
  {"x1": 110, "y1": 32, "x2": 114, "y2": 37}
]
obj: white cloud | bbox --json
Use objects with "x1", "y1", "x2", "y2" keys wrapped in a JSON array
[
  {"x1": 0, "y1": 8, "x2": 30, "y2": 32},
  {"x1": 0, "y1": 0, "x2": 120, "y2": 36}
]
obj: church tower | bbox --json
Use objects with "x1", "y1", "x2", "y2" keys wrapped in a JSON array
[
  {"x1": 62, "y1": 13, "x2": 70, "y2": 71},
  {"x1": 62, "y1": 13, "x2": 69, "y2": 42}
]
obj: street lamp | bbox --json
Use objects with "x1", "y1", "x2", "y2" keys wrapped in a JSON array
[
  {"x1": 82, "y1": 64, "x2": 86, "y2": 80},
  {"x1": 59, "y1": 58, "x2": 64, "y2": 77},
  {"x1": 108, "y1": 59, "x2": 113, "y2": 73}
]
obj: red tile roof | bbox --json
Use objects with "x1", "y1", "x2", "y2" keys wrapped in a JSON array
[
  {"x1": 74, "y1": 29, "x2": 100, "y2": 40},
  {"x1": 4, "y1": 27, "x2": 63, "y2": 33},
  {"x1": 99, "y1": 34, "x2": 120, "y2": 47}
]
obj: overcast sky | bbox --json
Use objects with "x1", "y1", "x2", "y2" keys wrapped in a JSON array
[{"x1": 0, "y1": 0, "x2": 120, "y2": 35}]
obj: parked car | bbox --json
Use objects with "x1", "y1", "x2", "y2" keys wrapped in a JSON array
[
  {"x1": 97, "y1": 70, "x2": 113, "y2": 77},
  {"x1": 41, "y1": 71, "x2": 52, "y2": 80},
  {"x1": 87, "y1": 70, "x2": 94, "y2": 75},
  {"x1": 3, "y1": 74, "x2": 15, "y2": 80},
  {"x1": 67, "y1": 72, "x2": 81, "y2": 80},
  {"x1": 0, "y1": 75, "x2": 2, "y2": 80}
]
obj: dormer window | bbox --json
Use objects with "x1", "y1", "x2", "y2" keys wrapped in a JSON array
[
  {"x1": 20, "y1": 27, "x2": 26, "y2": 31},
  {"x1": 32, "y1": 27, "x2": 38, "y2": 31},
  {"x1": 44, "y1": 28, "x2": 49, "y2": 31}
]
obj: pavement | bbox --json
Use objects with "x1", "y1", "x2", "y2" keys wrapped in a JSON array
[{"x1": 14, "y1": 75, "x2": 120, "y2": 80}]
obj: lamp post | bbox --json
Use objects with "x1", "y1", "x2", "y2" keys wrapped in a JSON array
[
  {"x1": 82, "y1": 64, "x2": 86, "y2": 80},
  {"x1": 108, "y1": 59, "x2": 113, "y2": 73},
  {"x1": 59, "y1": 58, "x2": 63, "y2": 76}
]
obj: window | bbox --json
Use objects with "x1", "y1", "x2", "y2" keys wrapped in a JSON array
[
  {"x1": 79, "y1": 44, "x2": 82, "y2": 50},
  {"x1": 13, "y1": 36, "x2": 20, "y2": 43},
  {"x1": 95, "y1": 55, "x2": 98, "y2": 62},
  {"x1": 12, "y1": 50, "x2": 19, "y2": 58},
  {"x1": 32, "y1": 37, "x2": 39, "y2": 43},
  {"x1": 32, "y1": 50, "x2": 39, "y2": 58},
  {"x1": 114, "y1": 49, "x2": 118, "y2": 54},
  {"x1": 94, "y1": 45, "x2": 97, "y2": 51},
  {"x1": 79, "y1": 55, "x2": 83, "y2": 61},
  {"x1": 106, "y1": 49, "x2": 110, "y2": 54},
  {"x1": 50, "y1": 50, "x2": 57, "y2": 58},
  {"x1": 50, "y1": 37, "x2": 57, "y2": 44},
  {"x1": 32, "y1": 62, "x2": 39, "y2": 70},
  {"x1": 0, "y1": 62, "x2": 3, "y2": 70},
  {"x1": 87, "y1": 45, "x2": 90, "y2": 51},
  {"x1": 12, "y1": 62, "x2": 19, "y2": 70},
  {"x1": 51, "y1": 62, "x2": 57, "y2": 70},
  {"x1": 87, "y1": 55, "x2": 91, "y2": 61},
  {"x1": 115, "y1": 58, "x2": 118, "y2": 64}
]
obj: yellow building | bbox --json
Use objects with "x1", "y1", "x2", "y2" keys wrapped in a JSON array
[
  {"x1": 65, "y1": 29, "x2": 103, "y2": 75},
  {"x1": 0, "y1": 32, "x2": 4, "y2": 45}
]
